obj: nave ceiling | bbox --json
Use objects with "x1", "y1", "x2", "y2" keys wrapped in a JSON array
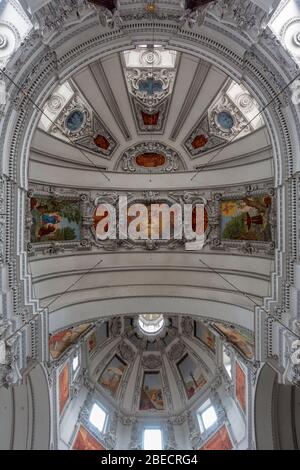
[{"x1": 0, "y1": 0, "x2": 300, "y2": 451}]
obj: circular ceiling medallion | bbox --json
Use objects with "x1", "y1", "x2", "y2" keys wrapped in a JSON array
[
  {"x1": 216, "y1": 111, "x2": 234, "y2": 130},
  {"x1": 0, "y1": 22, "x2": 20, "y2": 60},
  {"x1": 138, "y1": 314, "x2": 165, "y2": 335},
  {"x1": 280, "y1": 18, "x2": 300, "y2": 58},
  {"x1": 141, "y1": 49, "x2": 161, "y2": 66},
  {"x1": 237, "y1": 93, "x2": 254, "y2": 112},
  {"x1": 293, "y1": 32, "x2": 300, "y2": 47},
  {"x1": 135, "y1": 153, "x2": 166, "y2": 168},
  {"x1": 0, "y1": 34, "x2": 7, "y2": 49},
  {"x1": 66, "y1": 110, "x2": 85, "y2": 132},
  {"x1": 47, "y1": 94, "x2": 64, "y2": 112}
]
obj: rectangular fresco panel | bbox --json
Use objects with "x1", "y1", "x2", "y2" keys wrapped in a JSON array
[
  {"x1": 200, "y1": 425, "x2": 233, "y2": 450},
  {"x1": 49, "y1": 323, "x2": 91, "y2": 360},
  {"x1": 177, "y1": 353, "x2": 206, "y2": 399},
  {"x1": 72, "y1": 425, "x2": 105, "y2": 450},
  {"x1": 98, "y1": 355, "x2": 127, "y2": 398},
  {"x1": 139, "y1": 371, "x2": 164, "y2": 411},
  {"x1": 212, "y1": 322, "x2": 254, "y2": 360},
  {"x1": 194, "y1": 321, "x2": 216, "y2": 353},
  {"x1": 88, "y1": 332, "x2": 97, "y2": 355},
  {"x1": 221, "y1": 195, "x2": 272, "y2": 242},
  {"x1": 236, "y1": 361, "x2": 246, "y2": 412},
  {"x1": 30, "y1": 196, "x2": 81, "y2": 243},
  {"x1": 94, "y1": 202, "x2": 176, "y2": 240},
  {"x1": 59, "y1": 362, "x2": 69, "y2": 415}
]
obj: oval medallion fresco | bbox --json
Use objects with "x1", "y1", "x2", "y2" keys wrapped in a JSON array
[
  {"x1": 191, "y1": 134, "x2": 208, "y2": 149},
  {"x1": 94, "y1": 134, "x2": 110, "y2": 150},
  {"x1": 66, "y1": 110, "x2": 85, "y2": 132},
  {"x1": 138, "y1": 77, "x2": 163, "y2": 95},
  {"x1": 216, "y1": 111, "x2": 234, "y2": 130},
  {"x1": 135, "y1": 153, "x2": 166, "y2": 168}
]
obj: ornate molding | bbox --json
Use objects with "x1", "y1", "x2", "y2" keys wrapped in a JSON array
[
  {"x1": 0, "y1": 0, "x2": 298, "y2": 405},
  {"x1": 125, "y1": 68, "x2": 175, "y2": 109},
  {"x1": 141, "y1": 354, "x2": 162, "y2": 369},
  {"x1": 118, "y1": 142, "x2": 183, "y2": 173}
]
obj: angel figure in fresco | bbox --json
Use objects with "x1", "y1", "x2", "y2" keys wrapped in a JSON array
[
  {"x1": 100, "y1": 366, "x2": 124, "y2": 396},
  {"x1": 41, "y1": 213, "x2": 62, "y2": 225},
  {"x1": 37, "y1": 212, "x2": 62, "y2": 239},
  {"x1": 215, "y1": 323, "x2": 254, "y2": 360},
  {"x1": 49, "y1": 329, "x2": 74, "y2": 359}
]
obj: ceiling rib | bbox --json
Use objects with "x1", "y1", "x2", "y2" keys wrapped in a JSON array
[
  {"x1": 89, "y1": 60, "x2": 132, "y2": 141},
  {"x1": 170, "y1": 60, "x2": 210, "y2": 141}
]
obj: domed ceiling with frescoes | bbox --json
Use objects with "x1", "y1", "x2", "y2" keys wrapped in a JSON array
[{"x1": 49, "y1": 313, "x2": 254, "y2": 449}]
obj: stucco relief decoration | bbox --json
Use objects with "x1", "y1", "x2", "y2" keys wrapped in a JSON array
[
  {"x1": 47, "y1": 94, "x2": 65, "y2": 113},
  {"x1": 210, "y1": 0, "x2": 272, "y2": 40},
  {"x1": 89, "y1": 0, "x2": 123, "y2": 30},
  {"x1": 31, "y1": 0, "x2": 91, "y2": 40},
  {"x1": 0, "y1": 329, "x2": 23, "y2": 388},
  {"x1": 26, "y1": 183, "x2": 275, "y2": 256},
  {"x1": 123, "y1": 46, "x2": 177, "y2": 133},
  {"x1": 181, "y1": 316, "x2": 194, "y2": 337},
  {"x1": 283, "y1": 337, "x2": 300, "y2": 385},
  {"x1": 109, "y1": 317, "x2": 122, "y2": 337},
  {"x1": 0, "y1": 176, "x2": 5, "y2": 264},
  {"x1": 184, "y1": 113, "x2": 226, "y2": 157},
  {"x1": 280, "y1": 18, "x2": 300, "y2": 62},
  {"x1": 142, "y1": 354, "x2": 162, "y2": 369},
  {"x1": 50, "y1": 94, "x2": 116, "y2": 157},
  {"x1": 0, "y1": 21, "x2": 20, "y2": 64},
  {"x1": 167, "y1": 340, "x2": 186, "y2": 362},
  {"x1": 126, "y1": 68, "x2": 175, "y2": 110},
  {"x1": 184, "y1": 79, "x2": 263, "y2": 158},
  {"x1": 119, "y1": 142, "x2": 182, "y2": 173},
  {"x1": 208, "y1": 94, "x2": 250, "y2": 140},
  {"x1": 118, "y1": 341, "x2": 135, "y2": 362},
  {"x1": 179, "y1": 1, "x2": 214, "y2": 29}
]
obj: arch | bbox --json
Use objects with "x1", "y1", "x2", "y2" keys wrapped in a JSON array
[
  {"x1": 0, "y1": 8, "x2": 299, "y2": 452},
  {"x1": 1, "y1": 17, "x2": 293, "y2": 320},
  {"x1": 48, "y1": 295, "x2": 254, "y2": 332},
  {"x1": 0, "y1": 363, "x2": 51, "y2": 450},
  {"x1": 255, "y1": 364, "x2": 300, "y2": 450}
]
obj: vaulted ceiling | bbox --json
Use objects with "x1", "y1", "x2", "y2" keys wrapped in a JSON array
[
  {"x1": 3, "y1": 0, "x2": 300, "y2": 451},
  {"x1": 27, "y1": 46, "x2": 274, "y2": 344},
  {"x1": 30, "y1": 49, "x2": 271, "y2": 180}
]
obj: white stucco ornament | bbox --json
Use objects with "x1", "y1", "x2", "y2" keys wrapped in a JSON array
[
  {"x1": 290, "y1": 340, "x2": 300, "y2": 365},
  {"x1": 0, "y1": 340, "x2": 5, "y2": 364}
]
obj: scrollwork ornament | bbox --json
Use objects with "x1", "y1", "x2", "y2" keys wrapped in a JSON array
[
  {"x1": 125, "y1": 68, "x2": 175, "y2": 109},
  {"x1": 167, "y1": 340, "x2": 185, "y2": 362},
  {"x1": 110, "y1": 317, "x2": 122, "y2": 337},
  {"x1": 142, "y1": 354, "x2": 162, "y2": 369},
  {"x1": 119, "y1": 142, "x2": 182, "y2": 173},
  {"x1": 118, "y1": 341, "x2": 135, "y2": 362},
  {"x1": 181, "y1": 316, "x2": 194, "y2": 337}
]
